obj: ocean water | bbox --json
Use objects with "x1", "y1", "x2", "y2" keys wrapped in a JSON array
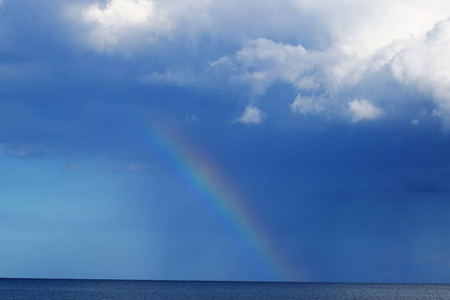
[{"x1": 1, "y1": 279, "x2": 450, "y2": 299}]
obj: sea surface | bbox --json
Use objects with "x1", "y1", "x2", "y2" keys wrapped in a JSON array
[{"x1": 1, "y1": 279, "x2": 450, "y2": 299}]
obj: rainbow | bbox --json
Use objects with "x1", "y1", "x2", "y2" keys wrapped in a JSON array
[{"x1": 141, "y1": 117, "x2": 300, "y2": 281}]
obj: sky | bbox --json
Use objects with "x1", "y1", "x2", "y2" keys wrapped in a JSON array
[{"x1": 1, "y1": 0, "x2": 450, "y2": 283}]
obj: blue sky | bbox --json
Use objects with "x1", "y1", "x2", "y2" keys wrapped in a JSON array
[{"x1": 1, "y1": 0, "x2": 450, "y2": 282}]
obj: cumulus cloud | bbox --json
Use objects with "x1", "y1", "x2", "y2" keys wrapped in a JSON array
[
  {"x1": 69, "y1": 0, "x2": 320, "y2": 53},
  {"x1": 348, "y1": 99, "x2": 383, "y2": 123},
  {"x1": 70, "y1": 0, "x2": 450, "y2": 55},
  {"x1": 70, "y1": 0, "x2": 211, "y2": 53},
  {"x1": 216, "y1": 13, "x2": 450, "y2": 126},
  {"x1": 297, "y1": 0, "x2": 450, "y2": 58},
  {"x1": 390, "y1": 18, "x2": 450, "y2": 127},
  {"x1": 235, "y1": 105, "x2": 265, "y2": 125},
  {"x1": 213, "y1": 38, "x2": 327, "y2": 96},
  {"x1": 64, "y1": 0, "x2": 450, "y2": 127},
  {"x1": 72, "y1": 0, "x2": 171, "y2": 52},
  {"x1": 290, "y1": 95, "x2": 323, "y2": 115}
]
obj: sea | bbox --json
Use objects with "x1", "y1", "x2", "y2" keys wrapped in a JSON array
[{"x1": 1, "y1": 279, "x2": 450, "y2": 299}]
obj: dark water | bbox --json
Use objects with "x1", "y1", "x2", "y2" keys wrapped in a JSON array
[{"x1": 1, "y1": 279, "x2": 450, "y2": 299}]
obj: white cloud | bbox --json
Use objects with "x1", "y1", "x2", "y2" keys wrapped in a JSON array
[
  {"x1": 213, "y1": 8, "x2": 450, "y2": 126},
  {"x1": 348, "y1": 99, "x2": 383, "y2": 123},
  {"x1": 290, "y1": 95, "x2": 322, "y2": 115},
  {"x1": 64, "y1": 0, "x2": 450, "y2": 127},
  {"x1": 74, "y1": 0, "x2": 171, "y2": 52},
  {"x1": 296, "y1": 0, "x2": 450, "y2": 58},
  {"x1": 235, "y1": 105, "x2": 265, "y2": 125},
  {"x1": 70, "y1": 0, "x2": 450, "y2": 55},
  {"x1": 389, "y1": 18, "x2": 450, "y2": 127},
  {"x1": 70, "y1": 0, "x2": 211, "y2": 52},
  {"x1": 214, "y1": 38, "x2": 326, "y2": 96}
]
